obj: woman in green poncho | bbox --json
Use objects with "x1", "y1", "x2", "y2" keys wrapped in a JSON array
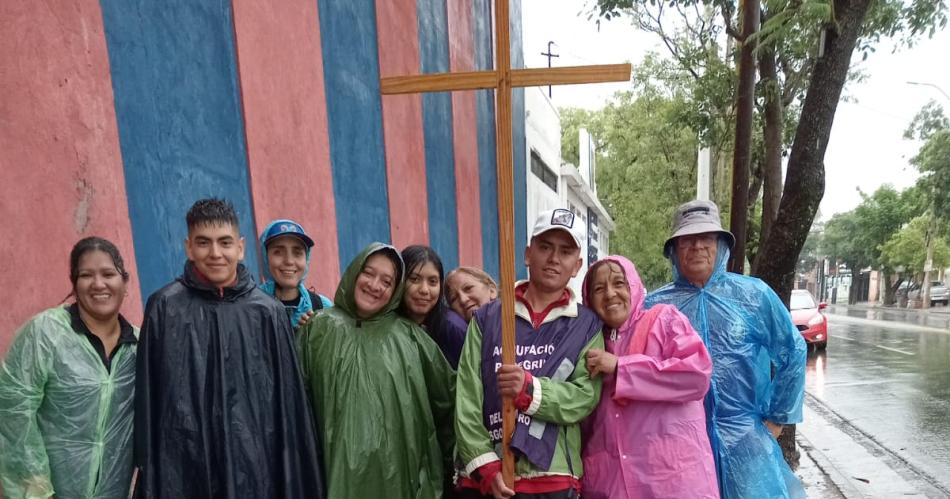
[
  {"x1": 0, "y1": 237, "x2": 138, "y2": 499},
  {"x1": 298, "y1": 242, "x2": 456, "y2": 499}
]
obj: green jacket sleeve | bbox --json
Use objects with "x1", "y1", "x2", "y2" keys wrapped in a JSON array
[
  {"x1": 412, "y1": 325, "x2": 457, "y2": 470},
  {"x1": 454, "y1": 319, "x2": 498, "y2": 473},
  {"x1": 295, "y1": 322, "x2": 312, "y2": 387},
  {"x1": 530, "y1": 333, "x2": 604, "y2": 425},
  {"x1": 0, "y1": 314, "x2": 55, "y2": 499}
]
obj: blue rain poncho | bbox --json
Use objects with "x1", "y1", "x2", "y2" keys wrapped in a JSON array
[
  {"x1": 646, "y1": 239, "x2": 807, "y2": 499},
  {"x1": 0, "y1": 306, "x2": 137, "y2": 499}
]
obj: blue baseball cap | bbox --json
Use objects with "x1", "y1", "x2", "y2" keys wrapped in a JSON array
[{"x1": 261, "y1": 219, "x2": 314, "y2": 248}]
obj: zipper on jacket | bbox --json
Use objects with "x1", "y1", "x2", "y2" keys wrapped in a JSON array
[{"x1": 77, "y1": 337, "x2": 124, "y2": 498}]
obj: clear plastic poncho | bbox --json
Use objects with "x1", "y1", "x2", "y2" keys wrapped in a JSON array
[
  {"x1": 645, "y1": 239, "x2": 807, "y2": 499},
  {"x1": 0, "y1": 306, "x2": 137, "y2": 499}
]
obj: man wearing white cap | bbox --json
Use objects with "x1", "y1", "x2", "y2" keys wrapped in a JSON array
[
  {"x1": 646, "y1": 200, "x2": 807, "y2": 499},
  {"x1": 455, "y1": 208, "x2": 604, "y2": 499}
]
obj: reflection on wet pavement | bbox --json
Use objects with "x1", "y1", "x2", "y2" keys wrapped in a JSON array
[{"x1": 804, "y1": 313, "x2": 950, "y2": 491}]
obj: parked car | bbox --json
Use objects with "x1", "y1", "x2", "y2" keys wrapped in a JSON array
[
  {"x1": 933, "y1": 282, "x2": 949, "y2": 306},
  {"x1": 790, "y1": 289, "x2": 828, "y2": 349},
  {"x1": 907, "y1": 281, "x2": 949, "y2": 307}
]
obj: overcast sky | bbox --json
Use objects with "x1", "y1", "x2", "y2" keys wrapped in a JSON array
[{"x1": 521, "y1": 0, "x2": 950, "y2": 220}]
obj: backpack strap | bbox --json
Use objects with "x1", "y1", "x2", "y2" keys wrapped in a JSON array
[
  {"x1": 308, "y1": 290, "x2": 324, "y2": 310},
  {"x1": 626, "y1": 305, "x2": 667, "y2": 357}
]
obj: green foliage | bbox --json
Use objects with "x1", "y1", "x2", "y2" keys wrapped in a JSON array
[
  {"x1": 820, "y1": 185, "x2": 921, "y2": 270},
  {"x1": 561, "y1": 91, "x2": 699, "y2": 289},
  {"x1": 796, "y1": 228, "x2": 822, "y2": 274},
  {"x1": 559, "y1": 108, "x2": 599, "y2": 167},
  {"x1": 880, "y1": 216, "x2": 950, "y2": 271},
  {"x1": 903, "y1": 101, "x2": 949, "y2": 141},
  {"x1": 910, "y1": 129, "x2": 950, "y2": 222},
  {"x1": 821, "y1": 211, "x2": 863, "y2": 268},
  {"x1": 586, "y1": 0, "x2": 947, "y2": 289}
]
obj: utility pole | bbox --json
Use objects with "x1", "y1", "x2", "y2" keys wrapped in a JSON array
[
  {"x1": 541, "y1": 41, "x2": 559, "y2": 97},
  {"x1": 728, "y1": 0, "x2": 759, "y2": 274},
  {"x1": 922, "y1": 199, "x2": 936, "y2": 309},
  {"x1": 697, "y1": 147, "x2": 711, "y2": 201}
]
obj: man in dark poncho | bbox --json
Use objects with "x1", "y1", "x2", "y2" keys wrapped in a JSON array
[{"x1": 134, "y1": 198, "x2": 324, "y2": 499}]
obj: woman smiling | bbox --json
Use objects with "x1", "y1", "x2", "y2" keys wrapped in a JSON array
[
  {"x1": 0, "y1": 237, "x2": 138, "y2": 499},
  {"x1": 580, "y1": 255, "x2": 718, "y2": 499}
]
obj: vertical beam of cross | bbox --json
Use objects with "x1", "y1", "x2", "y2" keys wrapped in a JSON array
[
  {"x1": 490, "y1": 0, "x2": 520, "y2": 486},
  {"x1": 379, "y1": 0, "x2": 630, "y2": 489}
]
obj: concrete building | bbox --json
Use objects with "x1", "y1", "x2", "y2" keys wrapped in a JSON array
[{"x1": 0, "y1": 0, "x2": 529, "y2": 354}]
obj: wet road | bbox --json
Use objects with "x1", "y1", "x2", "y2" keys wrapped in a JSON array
[{"x1": 806, "y1": 308, "x2": 950, "y2": 494}]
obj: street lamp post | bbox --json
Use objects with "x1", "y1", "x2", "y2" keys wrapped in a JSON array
[{"x1": 907, "y1": 81, "x2": 950, "y2": 101}]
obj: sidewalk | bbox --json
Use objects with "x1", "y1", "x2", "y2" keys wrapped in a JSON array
[
  {"x1": 826, "y1": 302, "x2": 950, "y2": 330},
  {"x1": 796, "y1": 397, "x2": 949, "y2": 498},
  {"x1": 800, "y1": 304, "x2": 950, "y2": 497}
]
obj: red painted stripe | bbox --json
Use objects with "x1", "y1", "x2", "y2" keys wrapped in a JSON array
[
  {"x1": 0, "y1": 0, "x2": 142, "y2": 354},
  {"x1": 447, "y1": 2, "x2": 483, "y2": 267},
  {"x1": 376, "y1": 0, "x2": 430, "y2": 249},
  {"x1": 231, "y1": 0, "x2": 341, "y2": 296}
]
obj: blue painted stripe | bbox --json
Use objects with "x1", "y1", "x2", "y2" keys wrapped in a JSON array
[
  {"x1": 510, "y1": 0, "x2": 528, "y2": 280},
  {"x1": 417, "y1": 0, "x2": 459, "y2": 271},
  {"x1": 317, "y1": 0, "x2": 391, "y2": 265},
  {"x1": 473, "y1": 0, "x2": 499, "y2": 280},
  {"x1": 100, "y1": 0, "x2": 260, "y2": 299}
]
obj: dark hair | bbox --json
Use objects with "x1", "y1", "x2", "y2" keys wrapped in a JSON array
[
  {"x1": 583, "y1": 259, "x2": 626, "y2": 305},
  {"x1": 398, "y1": 245, "x2": 447, "y2": 331},
  {"x1": 68, "y1": 237, "x2": 130, "y2": 299},
  {"x1": 186, "y1": 198, "x2": 239, "y2": 231}
]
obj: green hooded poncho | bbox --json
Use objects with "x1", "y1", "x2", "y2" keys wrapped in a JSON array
[
  {"x1": 0, "y1": 306, "x2": 137, "y2": 499},
  {"x1": 298, "y1": 243, "x2": 456, "y2": 499}
]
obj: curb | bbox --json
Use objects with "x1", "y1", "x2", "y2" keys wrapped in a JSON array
[
  {"x1": 827, "y1": 304, "x2": 950, "y2": 330},
  {"x1": 797, "y1": 432, "x2": 865, "y2": 498}
]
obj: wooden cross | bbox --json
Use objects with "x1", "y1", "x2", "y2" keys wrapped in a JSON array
[{"x1": 380, "y1": 0, "x2": 630, "y2": 489}]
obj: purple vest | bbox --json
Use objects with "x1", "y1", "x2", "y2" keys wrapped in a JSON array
[{"x1": 475, "y1": 299, "x2": 602, "y2": 471}]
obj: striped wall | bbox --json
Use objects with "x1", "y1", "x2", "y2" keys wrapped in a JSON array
[
  {"x1": 0, "y1": 0, "x2": 143, "y2": 355},
  {"x1": 0, "y1": 0, "x2": 528, "y2": 355}
]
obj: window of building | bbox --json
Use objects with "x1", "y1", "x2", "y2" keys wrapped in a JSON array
[{"x1": 530, "y1": 151, "x2": 558, "y2": 192}]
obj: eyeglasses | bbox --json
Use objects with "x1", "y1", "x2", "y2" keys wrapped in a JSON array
[{"x1": 675, "y1": 233, "x2": 718, "y2": 249}]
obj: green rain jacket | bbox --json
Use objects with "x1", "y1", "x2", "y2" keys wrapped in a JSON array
[
  {"x1": 298, "y1": 243, "x2": 456, "y2": 499},
  {"x1": 0, "y1": 306, "x2": 138, "y2": 499}
]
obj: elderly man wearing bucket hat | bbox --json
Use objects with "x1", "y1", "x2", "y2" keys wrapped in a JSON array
[{"x1": 646, "y1": 200, "x2": 807, "y2": 499}]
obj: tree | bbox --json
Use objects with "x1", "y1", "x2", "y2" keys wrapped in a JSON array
[
  {"x1": 590, "y1": 0, "x2": 947, "y2": 467},
  {"x1": 589, "y1": 0, "x2": 948, "y2": 301},
  {"x1": 819, "y1": 186, "x2": 922, "y2": 304},
  {"x1": 881, "y1": 216, "x2": 950, "y2": 274},
  {"x1": 904, "y1": 100, "x2": 949, "y2": 141},
  {"x1": 560, "y1": 89, "x2": 699, "y2": 289},
  {"x1": 911, "y1": 128, "x2": 950, "y2": 223}
]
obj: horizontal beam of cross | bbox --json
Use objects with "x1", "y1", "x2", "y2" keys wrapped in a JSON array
[{"x1": 379, "y1": 63, "x2": 631, "y2": 95}]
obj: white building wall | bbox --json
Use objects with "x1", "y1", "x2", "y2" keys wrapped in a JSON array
[{"x1": 525, "y1": 87, "x2": 562, "y2": 236}]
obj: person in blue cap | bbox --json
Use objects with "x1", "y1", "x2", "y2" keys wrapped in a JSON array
[{"x1": 259, "y1": 219, "x2": 333, "y2": 326}]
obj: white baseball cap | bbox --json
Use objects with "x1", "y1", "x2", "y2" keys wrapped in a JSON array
[{"x1": 531, "y1": 208, "x2": 585, "y2": 248}]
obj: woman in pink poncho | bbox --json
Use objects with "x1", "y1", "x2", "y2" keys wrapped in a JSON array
[{"x1": 581, "y1": 255, "x2": 719, "y2": 499}]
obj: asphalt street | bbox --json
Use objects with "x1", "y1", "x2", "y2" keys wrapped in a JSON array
[{"x1": 802, "y1": 307, "x2": 950, "y2": 497}]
